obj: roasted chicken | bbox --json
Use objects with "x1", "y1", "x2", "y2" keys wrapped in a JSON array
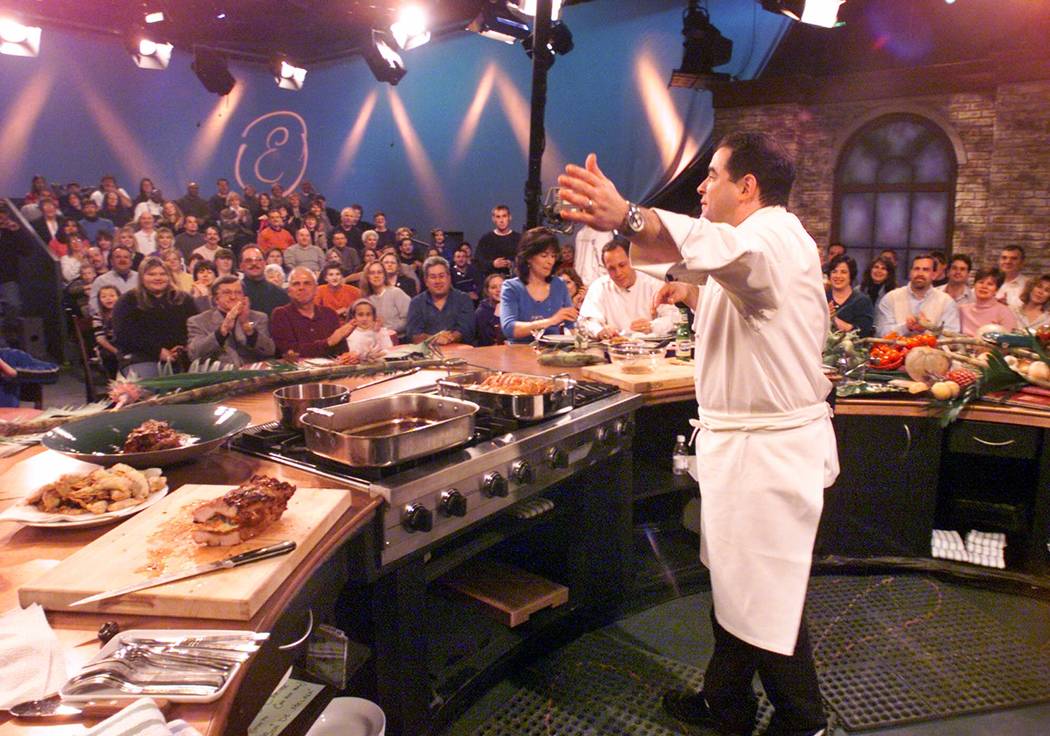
[
  {"x1": 472, "y1": 373, "x2": 554, "y2": 396},
  {"x1": 123, "y1": 419, "x2": 184, "y2": 453},
  {"x1": 191, "y1": 475, "x2": 297, "y2": 546}
]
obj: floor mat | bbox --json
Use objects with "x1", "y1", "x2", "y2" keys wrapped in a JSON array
[{"x1": 806, "y1": 575, "x2": 1050, "y2": 731}]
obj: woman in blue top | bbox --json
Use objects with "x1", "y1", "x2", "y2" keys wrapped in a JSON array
[{"x1": 500, "y1": 228, "x2": 578, "y2": 343}]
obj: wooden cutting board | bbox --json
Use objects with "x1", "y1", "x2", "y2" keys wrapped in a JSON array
[
  {"x1": 18, "y1": 483, "x2": 353, "y2": 620},
  {"x1": 582, "y1": 359, "x2": 695, "y2": 393},
  {"x1": 440, "y1": 560, "x2": 568, "y2": 628}
]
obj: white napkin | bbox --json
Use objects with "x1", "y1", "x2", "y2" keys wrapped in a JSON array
[
  {"x1": 85, "y1": 697, "x2": 203, "y2": 736},
  {"x1": 0, "y1": 603, "x2": 68, "y2": 709}
]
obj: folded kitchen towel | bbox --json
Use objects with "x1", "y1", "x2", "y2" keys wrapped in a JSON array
[
  {"x1": 85, "y1": 697, "x2": 202, "y2": 736},
  {"x1": 0, "y1": 603, "x2": 67, "y2": 709}
]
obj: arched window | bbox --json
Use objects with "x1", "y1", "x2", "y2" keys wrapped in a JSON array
[{"x1": 832, "y1": 113, "x2": 957, "y2": 279}]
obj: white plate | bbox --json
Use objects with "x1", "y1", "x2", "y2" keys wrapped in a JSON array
[
  {"x1": 60, "y1": 628, "x2": 257, "y2": 704},
  {"x1": 306, "y1": 697, "x2": 386, "y2": 736},
  {"x1": 0, "y1": 468, "x2": 168, "y2": 528}
]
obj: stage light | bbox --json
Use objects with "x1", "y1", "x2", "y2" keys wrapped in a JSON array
[
  {"x1": 669, "y1": 1, "x2": 733, "y2": 88},
  {"x1": 271, "y1": 57, "x2": 306, "y2": 90},
  {"x1": 522, "y1": 20, "x2": 573, "y2": 66},
  {"x1": 125, "y1": 29, "x2": 172, "y2": 69},
  {"x1": 0, "y1": 18, "x2": 41, "y2": 57},
  {"x1": 515, "y1": 0, "x2": 563, "y2": 22},
  {"x1": 193, "y1": 48, "x2": 236, "y2": 95},
  {"x1": 363, "y1": 29, "x2": 407, "y2": 85},
  {"x1": 144, "y1": 11, "x2": 165, "y2": 24},
  {"x1": 391, "y1": 4, "x2": 431, "y2": 50},
  {"x1": 467, "y1": 1, "x2": 531, "y2": 44},
  {"x1": 760, "y1": 0, "x2": 844, "y2": 28}
]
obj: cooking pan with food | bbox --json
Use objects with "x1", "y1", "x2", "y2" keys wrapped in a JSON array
[{"x1": 436, "y1": 369, "x2": 575, "y2": 421}]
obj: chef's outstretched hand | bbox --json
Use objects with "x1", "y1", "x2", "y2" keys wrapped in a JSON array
[
  {"x1": 557, "y1": 154, "x2": 629, "y2": 231},
  {"x1": 653, "y1": 282, "x2": 699, "y2": 314}
]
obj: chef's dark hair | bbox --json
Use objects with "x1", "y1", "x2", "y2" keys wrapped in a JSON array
[
  {"x1": 716, "y1": 131, "x2": 795, "y2": 208},
  {"x1": 517, "y1": 228, "x2": 561, "y2": 282}
]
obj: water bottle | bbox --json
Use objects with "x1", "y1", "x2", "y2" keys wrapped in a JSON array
[
  {"x1": 675, "y1": 307, "x2": 692, "y2": 360},
  {"x1": 672, "y1": 434, "x2": 689, "y2": 475}
]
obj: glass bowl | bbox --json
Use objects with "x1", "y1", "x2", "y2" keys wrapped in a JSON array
[{"x1": 606, "y1": 342, "x2": 668, "y2": 374}]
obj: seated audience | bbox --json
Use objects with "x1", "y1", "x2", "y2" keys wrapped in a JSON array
[
  {"x1": 219, "y1": 192, "x2": 253, "y2": 252},
  {"x1": 997, "y1": 245, "x2": 1028, "y2": 307},
  {"x1": 174, "y1": 215, "x2": 206, "y2": 261},
  {"x1": 345, "y1": 299, "x2": 394, "y2": 359},
  {"x1": 406, "y1": 256, "x2": 476, "y2": 345},
  {"x1": 500, "y1": 228, "x2": 577, "y2": 343},
  {"x1": 360, "y1": 261, "x2": 410, "y2": 337},
  {"x1": 209, "y1": 178, "x2": 232, "y2": 220},
  {"x1": 821, "y1": 243, "x2": 846, "y2": 276},
  {"x1": 258, "y1": 210, "x2": 295, "y2": 253},
  {"x1": 64, "y1": 262, "x2": 96, "y2": 317},
  {"x1": 270, "y1": 267, "x2": 356, "y2": 359},
  {"x1": 373, "y1": 212, "x2": 395, "y2": 249},
  {"x1": 397, "y1": 236, "x2": 422, "y2": 275},
  {"x1": 861, "y1": 256, "x2": 896, "y2": 308},
  {"x1": 959, "y1": 268, "x2": 1017, "y2": 336},
  {"x1": 92, "y1": 285, "x2": 121, "y2": 377},
  {"x1": 100, "y1": 190, "x2": 132, "y2": 228},
  {"x1": 240, "y1": 247, "x2": 290, "y2": 317},
  {"x1": 450, "y1": 247, "x2": 480, "y2": 302},
  {"x1": 59, "y1": 230, "x2": 89, "y2": 284},
  {"x1": 213, "y1": 247, "x2": 237, "y2": 278},
  {"x1": 113, "y1": 256, "x2": 198, "y2": 377},
  {"x1": 32, "y1": 198, "x2": 62, "y2": 244},
  {"x1": 163, "y1": 249, "x2": 193, "y2": 293},
  {"x1": 191, "y1": 261, "x2": 218, "y2": 311},
  {"x1": 573, "y1": 225, "x2": 613, "y2": 286},
  {"x1": 266, "y1": 247, "x2": 288, "y2": 273},
  {"x1": 474, "y1": 274, "x2": 505, "y2": 347},
  {"x1": 193, "y1": 225, "x2": 223, "y2": 262},
  {"x1": 578, "y1": 242, "x2": 679, "y2": 339},
  {"x1": 929, "y1": 250, "x2": 948, "y2": 287},
  {"x1": 264, "y1": 264, "x2": 286, "y2": 288},
  {"x1": 329, "y1": 231, "x2": 361, "y2": 276},
  {"x1": 1013, "y1": 275, "x2": 1050, "y2": 331},
  {"x1": 285, "y1": 227, "x2": 326, "y2": 274},
  {"x1": 90, "y1": 174, "x2": 132, "y2": 209},
  {"x1": 50, "y1": 217, "x2": 84, "y2": 258},
  {"x1": 381, "y1": 251, "x2": 419, "y2": 297},
  {"x1": 155, "y1": 226, "x2": 176, "y2": 257},
  {"x1": 176, "y1": 182, "x2": 211, "y2": 222},
  {"x1": 825, "y1": 254, "x2": 875, "y2": 338},
  {"x1": 159, "y1": 200, "x2": 184, "y2": 233},
  {"x1": 558, "y1": 268, "x2": 587, "y2": 310},
  {"x1": 936, "y1": 254, "x2": 974, "y2": 305},
  {"x1": 79, "y1": 199, "x2": 114, "y2": 244},
  {"x1": 315, "y1": 264, "x2": 360, "y2": 320},
  {"x1": 875, "y1": 254, "x2": 960, "y2": 336},
  {"x1": 187, "y1": 276, "x2": 275, "y2": 366},
  {"x1": 89, "y1": 246, "x2": 139, "y2": 315}
]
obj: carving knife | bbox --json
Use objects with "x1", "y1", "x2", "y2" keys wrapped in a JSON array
[{"x1": 68, "y1": 541, "x2": 296, "y2": 607}]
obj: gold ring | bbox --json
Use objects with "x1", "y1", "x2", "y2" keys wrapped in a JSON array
[{"x1": 586, "y1": 198, "x2": 594, "y2": 212}]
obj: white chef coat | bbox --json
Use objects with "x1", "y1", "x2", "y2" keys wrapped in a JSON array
[
  {"x1": 654, "y1": 205, "x2": 839, "y2": 655},
  {"x1": 577, "y1": 270, "x2": 679, "y2": 337},
  {"x1": 573, "y1": 226, "x2": 613, "y2": 286}
]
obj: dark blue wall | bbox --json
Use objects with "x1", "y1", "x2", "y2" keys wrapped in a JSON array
[{"x1": 0, "y1": 0, "x2": 787, "y2": 240}]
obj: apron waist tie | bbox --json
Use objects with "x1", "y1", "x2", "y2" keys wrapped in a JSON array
[{"x1": 689, "y1": 402, "x2": 832, "y2": 444}]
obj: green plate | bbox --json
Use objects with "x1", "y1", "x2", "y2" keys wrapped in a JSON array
[{"x1": 41, "y1": 404, "x2": 251, "y2": 468}]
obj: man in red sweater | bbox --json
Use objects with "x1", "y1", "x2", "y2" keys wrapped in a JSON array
[
  {"x1": 257, "y1": 210, "x2": 294, "y2": 254},
  {"x1": 270, "y1": 267, "x2": 356, "y2": 360}
]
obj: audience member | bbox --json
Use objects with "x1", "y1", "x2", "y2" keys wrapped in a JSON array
[
  {"x1": 133, "y1": 211, "x2": 158, "y2": 256},
  {"x1": 191, "y1": 261, "x2": 218, "y2": 311},
  {"x1": 825, "y1": 254, "x2": 875, "y2": 338},
  {"x1": 254, "y1": 193, "x2": 273, "y2": 229},
  {"x1": 64, "y1": 262, "x2": 96, "y2": 316},
  {"x1": 1014, "y1": 275, "x2": 1050, "y2": 331},
  {"x1": 271, "y1": 267, "x2": 356, "y2": 359},
  {"x1": 936, "y1": 254, "x2": 974, "y2": 305},
  {"x1": 258, "y1": 210, "x2": 295, "y2": 253},
  {"x1": 301, "y1": 212, "x2": 328, "y2": 250},
  {"x1": 208, "y1": 178, "x2": 232, "y2": 220},
  {"x1": 397, "y1": 236, "x2": 422, "y2": 275},
  {"x1": 90, "y1": 174, "x2": 132, "y2": 209},
  {"x1": 0, "y1": 205, "x2": 29, "y2": 346},
  {"x1": 875, "y1": 253, "x2": 960, "y2": 336},
  {"x1": 132, "y1": 179, "x2": 163, "y2": 220},
  {"x1": 558, "y1": 268, "x2": 587, "y2": 310},
  {"x1": 406, "y1": 257, "x2": 476, "y2": 345},
  {"x1": 193, "y1": 225, "x2": 223, "y2": 262},
  {"x1": 332, "y1": 206, "x2": 364, "y2": 252},
  {"x1": 930, "y1": 250, "x2": 948, "y2": 287},
  {"x1": 450, "y1": 247, "x2": 481, "y2": 302},
  {"x1": 475, "y1": 204, "x2": 520, "y2": 279},
  {"x1": 89, "y1": 246, "x2": 139, "y2": 315},
  {"x1": 240, "y1": 246, "x2": 291, "y2": 317},
  {"x1": 79, "y1": 199, "x2": 114, "y2": 244},
  {"x1": 86, "y1": 245, "x2": 107, "y2": 275},
  {"x1": 177, "y1": 182, "x2": 211, "y2": 221},
  {"x1": 345, "y1": 248, "x2": 377, "y2": 286},
  {"x1": 879, "y1": 249, "x2": 899, "y2": 269},
  {"x1": 573, "y1": 226, "x2": 613, "y2": 286},
  {"x1": 64, "y1": 191, "x2": 84, "y2": 220},
  {"x1": 822, "y1": 243, "x2": 846, "y2": 275},
  {"x1": 500, "y1": 228, "x2": 577, "y2": 343},
  {"x1": 315, "y1": 264, "x2": 360, "y2": 320},
  {"x1": 579, "y1": 242, "x2": 679, "y2": 339},
  {"x1": 219, "y1": 192, "x2": 253, "y2": 252},
  {"x1": 959, "y1": 268, "x2": 1016, "y2": 336},
  {"x1": 50, "y1": 217, "x2": 85, "y2": 258},
  {"x1": 373, "y1": 212, "x2": 395, "y2": 250},
  {"x1": 159, "y1": 200, "x2": 185, "y2": 233},
  {"x1": 284, "y1": 227, "x2": 326, "y2": 273},
  {"x1": 174, "y1": 215, "x2": 206, "y2": 261},
  {"x1": 59, "y1": 230, "x2": 89, "y2": 284},
  {"x1": 381, "y1": 252, "x2": 419, "y2": 297},
  {"x1": 112, "y1": 256, "x2": 198, "y2": 377},
  {"x1": 100, "y1": 190, "x2": 132, "y2": 227},
  {"x1": 162, "y1": 249, "x2": 193, "y2": 292},
  {"x1": 264, "y1": 264, "x2": 286, "y2": 288},
  {"x1": 32, "y1": 198, "x2": 62, "y2": 244},
  {"x1": 266, "y1": 247, "x2": 288, "y2": 273},
  {"x1": 997, "y1": 245, "x2": 1028, "y2": 307},
  {"x1": 360, "y1": 261, "x2": 410, "y2": 336},
  {"x1": 329, "y1": 231, "x2": 361, "y2": 276},
  {"x1": 474, "y1": 274, "x2": 505, "y2": 347},
  {"x1": 213, "y1": 247, "x2": 237, "y2": 278},
  {"x1": 345, "y1": 299, "x2": 393, "y2": 360},
  {"x1": 188, "y1": 275, "x2": 275, "y2": 366},
  {"x1": 92, "y1": 284, "x2": 122, "y2": 377}
]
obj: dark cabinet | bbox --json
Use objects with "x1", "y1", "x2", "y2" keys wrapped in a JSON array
[{"x1": 816, "y1": 414, "x2": 942, "y2": 558}]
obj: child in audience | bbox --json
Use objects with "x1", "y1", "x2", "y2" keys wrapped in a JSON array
[
  {"x1": 345, "y1": 299, "x2": 393, "y2": 360},
  {"x1": 92, "y1": 285, "x2": 121, "y2": 377}
]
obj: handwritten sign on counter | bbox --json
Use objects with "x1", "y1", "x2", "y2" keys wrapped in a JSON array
[{"x1": 248, "y1": 678, "x2": 325, "y2": 736}]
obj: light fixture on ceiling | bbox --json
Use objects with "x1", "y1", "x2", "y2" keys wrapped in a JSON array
[
  {"x1": 390, "y1": 4, "x2": 431, "y2": 50},
  {"x1": 514, "y1": 0, "x2": 563, "y2": 22},
  {"x1": 363, "y1": 29, "x2": 407, "y2": 85},
  {"x1": 144, "y1": 11, "x2": 165, "y2": 24},
  {"x1": 271, "y1": 56, "x2": 307, "y2": 90},
  {"x1": 192, "y1": 47, "x2": 236, "y2": 95},
  {"x1": 669, "y1": 1, "x2": 733, "y2": 89},
  {"x1": 125, "y1": 29, "x2": 173, "y2": 69},
  {"x1": 760, "y1": 0, "x2": 845, "y2": 28},
  {"x1": 467, "y1": 0, "x2": 531, "y2": 44},
  {"x1": 522, "y1": 20, "x2": 573, "y2": 66},
  {"x1": 0, "y1": 18, "x2": 41, "y2": 57}
]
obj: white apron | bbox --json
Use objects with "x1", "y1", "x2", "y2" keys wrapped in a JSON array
[{"x1": 691, "y1": 402, "x2": 839, "y2": 656}]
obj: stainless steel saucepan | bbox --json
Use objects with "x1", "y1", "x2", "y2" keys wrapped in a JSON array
[{"x1": 273, "y1": 367, "x2": 421, "y2": 428}]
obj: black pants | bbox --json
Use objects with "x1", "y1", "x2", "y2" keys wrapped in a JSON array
[{"x1": 703, "y1": 605, "x2": 826, "y2": 736}]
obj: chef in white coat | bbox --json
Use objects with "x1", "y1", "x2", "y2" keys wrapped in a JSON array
[{"x1": 558, "y1": 132, "x2": 838, "y2": 736}]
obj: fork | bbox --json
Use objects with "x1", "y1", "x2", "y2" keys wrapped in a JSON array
[
  {"x1": 69, "y1": 660, "x2": 227, "y2": 689},
  {"x1": 64, "y1": 672, "x2": 220, "y2": 697},
  {"x1": 113, "y1": 643, "x2": 238, "y2": 671}
]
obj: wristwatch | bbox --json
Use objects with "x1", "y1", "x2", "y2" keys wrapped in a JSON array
[{"x1": 620, "y1": 201, "x2": 646, "y2": 235}]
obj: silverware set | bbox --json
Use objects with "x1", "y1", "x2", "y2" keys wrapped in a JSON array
[{"x1": 62, "y1": 632, "x2": 268, "y2": 698}]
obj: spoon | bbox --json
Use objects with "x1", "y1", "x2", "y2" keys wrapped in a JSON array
[{"x1": 7, "y1": 694, "x2": 127, "y2": 719}]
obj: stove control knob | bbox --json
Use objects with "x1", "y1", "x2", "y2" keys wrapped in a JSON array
[
  {"x1": 612, "y1": 417, "x2": 634, "y2": 439},
  {"x1": 546, "y1": 446, "x2": 569, "y2": 469},
  {"x1": 594, "y1": 425, "x2": 610, "y2": 445},
  {"x1": 439, "y1": 490, "x2": 468, "y2": 517},
  {"x1": 402, "y1": 504, "x2": 433, "y2": 533},
  {"x1": 510, "y1": 459, "x2": 534, "y2": 485},
  {"x1": 481, "y1": 471, "x2": 508, "y2": 498}
]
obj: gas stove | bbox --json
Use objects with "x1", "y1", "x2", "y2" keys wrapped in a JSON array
[{"x1": 231, "y1": 380, "x2": 642, "y2": 567}]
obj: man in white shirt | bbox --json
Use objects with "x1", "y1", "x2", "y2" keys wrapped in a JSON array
[
  {"x1": 578, "y1": 242, "x2": 678, "y2": 339},
  {"x1": 996, "y1": 245, "x2": 1028, "y2": 307},
  {"x1": 133, "y1": 211, "x2": 157, "y2": 256},
  {"x1": 573, "y1": 225, "x2": 613, "y2": 285},
  {"x1": 875, "y1": 254, "x2": 960, "y2": 336},
  {"x1": 936, "y1": 254, "x2": 975, "y2": 305},
  {"x1": 559, "y1": 133, "x2": 836, "y2": 736}
]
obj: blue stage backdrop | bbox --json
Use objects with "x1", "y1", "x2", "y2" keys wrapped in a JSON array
[{"x1": 0, "y1": 0, "x2": 787, "y2": 240}]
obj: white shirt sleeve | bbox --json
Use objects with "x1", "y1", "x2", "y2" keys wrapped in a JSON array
[
  {"x1": 874, "y1": 295, "x2": 903, "y2": 336},
  {"x1": 577, "y1": 280, "x2": 607, "y2": 336},
  {"x1": 939, "y1": 298, "x2": 961, "y2": 333}
]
